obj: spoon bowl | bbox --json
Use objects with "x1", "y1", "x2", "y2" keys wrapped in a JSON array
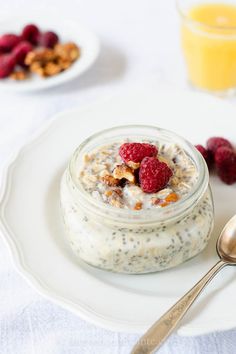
[{"x1": 217, "y1": 214, "x2": 236, "y2": 264}]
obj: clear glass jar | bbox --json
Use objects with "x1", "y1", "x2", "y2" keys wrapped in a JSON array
[{"x1": 60, "y1": 125, "x2": 214, "y2": 274}]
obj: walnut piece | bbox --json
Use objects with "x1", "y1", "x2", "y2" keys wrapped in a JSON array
[
  {"x1": 127, "y1": 161, "x2": 140, "y2": 170},
  {"x1": 57, "y1": 58, "x2": 71, "y2": 70},
  {"x1": 113, "y1": 164, "x2": 135, "y2": 183},
  {"x1": 44, "y1": 62, "x2": 62, "y2": 76},
  {"x1": 101, "y1": 175, "x2": 120, "y2": 187},
  {"x1": 105, "y1": 188, "x2": 123, "y2": 198},
  {"x1": 30, "y1": 62, "x2": 45, "y2": 76},
  {"x1": 54, "y1": 42, "x2": 80, "y2": 62}
]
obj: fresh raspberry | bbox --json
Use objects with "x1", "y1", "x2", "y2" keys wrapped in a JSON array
[
  {"x1": 195, "y1": 144, "x2": 213, "y2": 168},
  {"x1": 207, "y1": 137, "x2": 232, "y2": 156},
  {"x1": 39, "y1": 31, "x2": 59, "y2": 48},
  {"x1": 215, "y1": 146, "x2": 236, "y2": 185},
  {"x1": 0, "y1": 54, "x2": 16, "y2": 78},
  {"x1": 21, "y1": 24, "x2": 40, "y2": 45},
  {"x1": 119, "y1": 143, "x2": 157, "y2": 164},
  {"x1": 0, "y1": 34, "x2": 21, "y2": 52},
  {"x1": 13, "y1": 41, "x2": 33, "y2": 66},
  {"x1": 139, "y1": 157, "x2": 173, "y2": 193}
]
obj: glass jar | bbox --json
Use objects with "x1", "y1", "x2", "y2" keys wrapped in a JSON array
[
  {"x1": 60, "y1": 125, "x2": 214, "y2": 274},
  {"x1": 177, "y1": 0, "x2": 236, "y2": 95}
]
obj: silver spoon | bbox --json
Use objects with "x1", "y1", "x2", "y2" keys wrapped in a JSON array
[{"x1": 131, "y1": 215, "x2": 236, "y2": 354}]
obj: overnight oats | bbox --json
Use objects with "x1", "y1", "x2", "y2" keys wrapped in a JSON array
[{"x1": 60, "y1": 125, "x2": 214, "y2": 274}]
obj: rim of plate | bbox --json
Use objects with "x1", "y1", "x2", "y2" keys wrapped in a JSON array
[
  {"x1": 0, "y1": 14, "x2": 100, "y2": 92},
  {"x1": 0, "y1": 88, "x2": 236, "y2": 336}
]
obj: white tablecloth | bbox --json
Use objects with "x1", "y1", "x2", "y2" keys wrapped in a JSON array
[{"x1": 0, "y1": 1, "x2": 236, "y2": 353}]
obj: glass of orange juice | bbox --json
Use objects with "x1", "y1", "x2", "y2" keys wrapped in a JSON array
[{"x1": 177, "y1": 0, "x2": 236, "y2": 94}]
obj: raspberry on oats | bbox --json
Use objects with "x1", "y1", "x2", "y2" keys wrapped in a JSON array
[
  {"x1": 119, "y1": 142, "x2": 158, "y2": 164},
  {"x1": 139, "y1": 157, "x2": 173, "y2": 193},
  {"x1": 215, "y1": 146, "x2": 236, "y2": 185}
]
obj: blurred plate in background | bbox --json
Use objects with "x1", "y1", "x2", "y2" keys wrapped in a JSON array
[{"x1": 0, "y1": 15, "x2": 100, "y2": 92}]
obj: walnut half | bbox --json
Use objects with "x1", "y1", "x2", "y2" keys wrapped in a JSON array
[{"x1": 113, "y1": 164, "x2": 135, "y2": 183}]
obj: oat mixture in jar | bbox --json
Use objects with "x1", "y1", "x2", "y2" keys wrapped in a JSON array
[
  {"x1": 80, "y1": 141, "x2": 197, "y2": 210},
  {"x1": 60, "y1": 125, "x2": 214, "y2": 274}
]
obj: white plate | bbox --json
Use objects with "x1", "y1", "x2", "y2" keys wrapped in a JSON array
[
  {"x1": 0, "y1": 15, "x2": 100, "y2": 92},
  {"x1": 1, "y1": 88, "x2": 236, "y2": 336}
]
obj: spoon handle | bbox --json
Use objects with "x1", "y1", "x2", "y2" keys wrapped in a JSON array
[{"x1": 131, "y1": 260, "x2": 226, "y2": 354}]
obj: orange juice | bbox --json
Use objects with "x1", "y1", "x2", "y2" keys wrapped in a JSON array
[{"x1": 181, "y1": 3, "x2": 236, "y2": 92}]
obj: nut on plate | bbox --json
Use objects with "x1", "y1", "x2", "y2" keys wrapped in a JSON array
[
  {"x1": 57, "y1": 58, "x2": 71, "y2": 70},
  {"x1": 54, "y1": 42, "x2": 80, "y2": 62},
  {"x1": 30, "y1": 62, "x2": 45, "y2": 76},
  {"x1": 113, "y1": 164, "x2": 135, "y2": 183},
  {"x1": 44, "y1": 62, "x2": 61, "y2": 76},
  {"x1": 25, "y1": 49, "x2": 56, "y2": 66},
  {"x1": 10, "y1": 70, "x2": 28, "y2": 80},
  {"x1": 24, "y1": 42, "x2": 80, "y2": 78}
]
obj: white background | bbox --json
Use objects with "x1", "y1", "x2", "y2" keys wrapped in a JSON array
[{"x1": 0, "y1": 0, "x2": 235, "y2": 353}]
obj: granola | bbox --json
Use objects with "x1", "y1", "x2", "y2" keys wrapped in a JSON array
[{"x1": 79, "y1": 140, "x2": 198, "y2": 210}]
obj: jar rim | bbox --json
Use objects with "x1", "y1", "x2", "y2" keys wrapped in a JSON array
[
  {"x1": 176, "y1": 0, "x2": 236, "y2": 34},
  {"x1": 68, "y1": 125, "x2": 209, "y2": 225}
]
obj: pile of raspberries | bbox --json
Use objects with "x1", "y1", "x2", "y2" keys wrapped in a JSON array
[
  {"x1": 0, "y1": 24, "x2": 59, "y2": 78},
  {"x1": 119, "y1": 142, "x2": 173, "y2": 193},
  {"x1": 195, "y1": 137, "x2": 236, "y2": 185}
]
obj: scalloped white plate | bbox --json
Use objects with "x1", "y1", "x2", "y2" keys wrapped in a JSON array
[
  {"x1": 0, "y1": 15, "x2": 100, "y2": 92},
  {"x1": 1, "y1": 89, "x2": 236, "y2": 335}
]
